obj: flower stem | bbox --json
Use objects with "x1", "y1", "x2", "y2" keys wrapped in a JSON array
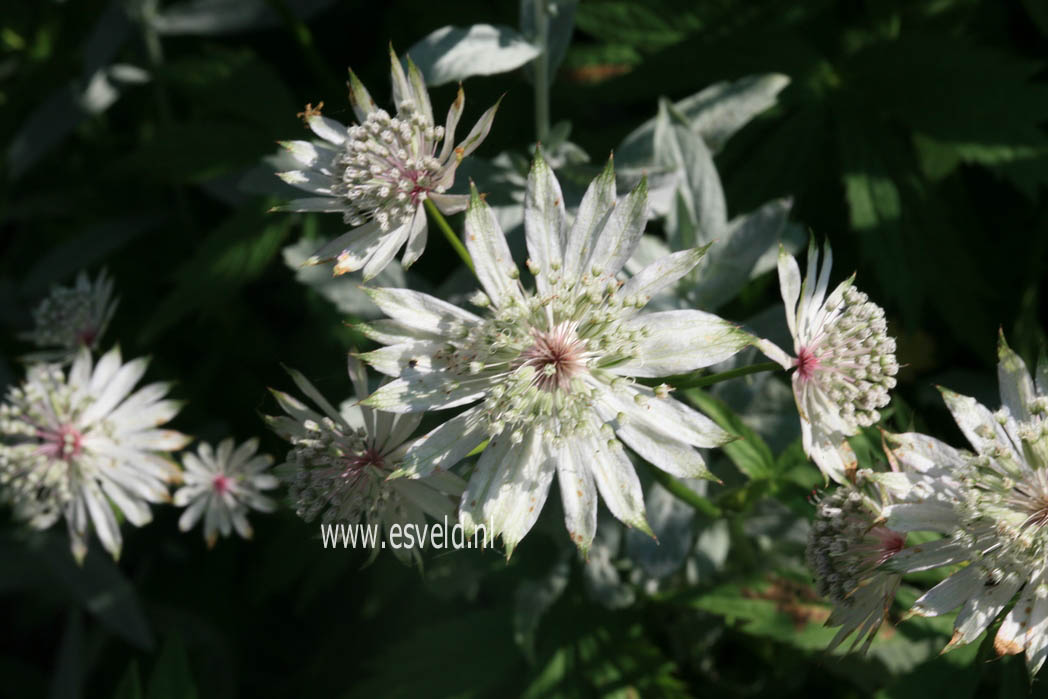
[
  {"x1": 424, "y1": 198, "x2": 474, "y2": 274},
  {"x1": 639, "y1": 361, "x2": 782, "y2": 390},
  {"x1": 640, "y1": 460, "x2": 722, "y2": 519},
  {"x1": 532, "y1": 0, "x2": 551, "y2": 142}
]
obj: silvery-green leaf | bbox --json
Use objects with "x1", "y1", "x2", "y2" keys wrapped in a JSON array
[
  {"x1": 625, "y1": 479, "x2": 696, "y2": 580},
  {"x1": 616, "y1": 73, "x2": 790, "y2": 165},
  {"x1": 686, "y1": 198, "x2": 793, "y2": 310},
  {"x1": 582, "y1": 511, "x2": 635, "y2": 609},
  {"x1": 407, "y1": 24, "x2": 540, "y2": 86},
  {"x1": 513, "y1": 552, "x2": 571, "y2": 662},
  {"x1": 655, "y1": 106, "x2": 726, "y2": 243},
  {"x1": 150, "y1": 0, "x2": 336, "y2": 35},
  {"x1": 282, "y1": 237, "x2": 405, "y2": 318},
  {"x1": 519, "y1": 0, "x2": 578, "y2": 82}
]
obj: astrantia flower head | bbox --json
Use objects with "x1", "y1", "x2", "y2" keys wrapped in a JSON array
[
  {"x1": 265, "y1": 360, "x2": 465, "y2": 564},
  {"x1": 881, "y1": 335, "x2": 1048, "y2": 674},
  {"x1": 0, "y1": 347, "x2": 188, "y2": 562},
  {"x1": 174, "y1": 438, "x2": 278, "y2": 547},
  {"x1": 757, "y1": 239, "x2": 898, "y2": 483},
  {"x1": 20, "y1": 269, "x2": 118, "y2": 362},
  {"x1": 807, "y1": 469, "x2": 905, "y2": 653},
  {"x1": 358, "y1": 152, "x2": 753, "y2": 555},
  {"x1": 275, "y1": 45, "x2": 499, "y2": 279}
]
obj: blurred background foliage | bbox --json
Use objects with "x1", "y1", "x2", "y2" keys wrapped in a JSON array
[{"x1": 1, "y1": 0, "x2": 1047, "y2": 697}]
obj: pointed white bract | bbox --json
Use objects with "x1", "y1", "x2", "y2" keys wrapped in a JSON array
[
  {"x1": 359, "y1": 153, "x2": 752, "y2": 555},
  {"x1": 19, "y1": 269, "x2": 119, "y2": 363},
  {"x1": 756, "y1": 240, "x2": 898, "y2": 483},
  {"x1": 880, "y1": 336, "x2": 1048, "y2": 675},
  {"x1": 0, "y1": 347, "x2": 188, "y2": 562},
  {"x1": 264, "y1": 359, "x2": 464, "y2": 566},
  {"x1": 274, "y1": 46, "x2": 499, "y2": 279},
  {"x1": 174, "y1": 438, "x2": 278, "y2": 548},
  {"x1": 806, "y1": 469, "x2": 905, "y2": 653}
]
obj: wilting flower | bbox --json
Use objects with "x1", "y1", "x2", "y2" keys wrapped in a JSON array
[
  {"x1": 358, "y1": 153, "x2": 753, "y2": 555},
  {"x1": 807, "y1": 469, "x2": 906, "y2": 653},
  {"x1": 174, "y1": 438, "x2": 278, "y2": 547},
  {"x1": 881, "y1": 335, "x2": 1048, "y2": 675},
  {"x1": 20, "y1": 269, "x2": 118, "y2": 362},
  {"x1": 265, "y1": 359, "x2": 464, "y2": 564},
  {"x1": 0, "y1": 347, "x2": 188, "y2": 561},
  {"x1": 274, "y1": 46, "x2": 499, "y2": 279},
  {"x1": 756, "y1": 240, "x2": 898, "y2": 483}
]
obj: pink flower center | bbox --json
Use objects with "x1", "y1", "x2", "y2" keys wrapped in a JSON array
[
  {"x1": 38, "y1": 424, "x2": 83, "y2": 461},
  {"x1": 794, "y1": 346, "x2": 820, "y2": 381},
  {"x1": 212, "y1": 474, "x2": 231, "y2": 494},
  {"x1": 519, "y1": 323, "x2": 588, "y2": 392},
  {"x1": 870, "y1": 526, "x2": 905, "y2": 565},
  {"x1": 76, "y1": 327, "x2": 97, "y2": 347},
  {"x1": 348, "y1": 448, "x2": 384, "y2": 473}
]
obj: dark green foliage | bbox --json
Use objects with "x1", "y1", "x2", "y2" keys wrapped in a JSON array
[{"x1": 1, "y1": 0, "x2": 1046, "y2": 697}]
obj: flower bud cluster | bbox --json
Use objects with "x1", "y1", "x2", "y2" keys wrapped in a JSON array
[
  {"x1": 282, "y1": 414, "x2": 397, "y2": 525},
  {"x1": 807, "y1": 479, "x2": 904, "y2": 606},
  {"x1": 21, "y1": 270, "x2": 117, "y2": 356},
  {"x1": 333, "y1": 107, "x2": 446, "y2": 230}
]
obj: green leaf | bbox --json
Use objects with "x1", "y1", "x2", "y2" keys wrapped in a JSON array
[
  {"x1": 138, "y1": 203, "x2": 291, "y2": 342},
  {"x1": 49, "y1": 611, "x2": 84, "y2": 699},
  {"x1": 684, "y1": 388, "x2": 775, "y2": 480},
  {"x1": 112, "y1": 662, "x2": 143, "y2": 699},
  {"x1": 574, "y1": 0, "x2": 703, "y2": 52},
  {"x1": 29, "y1": 533, "x2": 154, "y2": 650},
  {"x1": 146, "y1": 636, "x2": 198, "y2": 699}
]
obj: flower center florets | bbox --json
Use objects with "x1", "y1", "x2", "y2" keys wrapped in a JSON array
[
  {"x1": 334, "y1": 107, "x2": 447, "y2": 231},
  {"x1": 519, "y1": 321, "x2": 589, "y2": 393},
  {"x1": 801, "y1": 285, "x2": 899, "y2": 429},
  {"x1": 444, "y1": 270, "x2": 649, "y2": 440}
]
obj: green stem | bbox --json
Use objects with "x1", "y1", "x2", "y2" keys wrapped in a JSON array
[
  {"x1": 139, "y1": 1, "x2": 194, "y2": 234},
  {"x1": 264, "y1": 0, "x2": 342, "y2": 99},
  {"x1": 424, "y1": 198, "x2": 474, "y2": 274},
  {"x1": 640, "y1": 461, "x2": 722, "y2": 519},
  {"x1": 532, "y1": 0, "x2": 550, "y2": 142},
  {"x1": 638, "y1": 361, "x2": 782, "y2": 390}
]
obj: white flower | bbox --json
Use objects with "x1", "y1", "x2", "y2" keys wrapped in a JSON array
[
  {"x1": 880, "y1": 335, "x2": 1048, "y2": 675},
  {"x1": 756, "y1": 240, "x2": 898, "y2": 483},
  {"x1": 265, "y1": 359, "x2": 465, "y2": 565},
  {"x1": 174, "y1": 438, "x2": 278, "y2": 547},
  {"x1": 0, "y1": 347, "x2": 188, "y2": 562},
  {"x1": 807, "y1": 469, "x2": 905, "y2": 653},
  {"x1": 274, "y1": 46, "x2": 500, "y2": 279},
  {"x1": 357, "y1": 153, "x2": 753, "y2": 556},
  {"x1": 20, "y1": 269, "x2": 118, "y2": 362}
]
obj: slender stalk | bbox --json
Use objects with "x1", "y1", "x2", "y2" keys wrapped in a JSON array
[
  {"x1": 638, "y1": 361, "x2": 782, "y2": 391},
  {"x1": 424, "y1": 198, "x2": 474, "y2": 274},
  {"x1": 640, "y1": 460, "x2": 722, "y2": 519},
  {"x1": 532, "y1": 0, "x2": 550, "y2": 142},
  {"x1": 139, "y1": 0, "x2": 194, "y2": 234},
  {"x1": 264, "y1": 0, "x2": 342, "y2": 99}
]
